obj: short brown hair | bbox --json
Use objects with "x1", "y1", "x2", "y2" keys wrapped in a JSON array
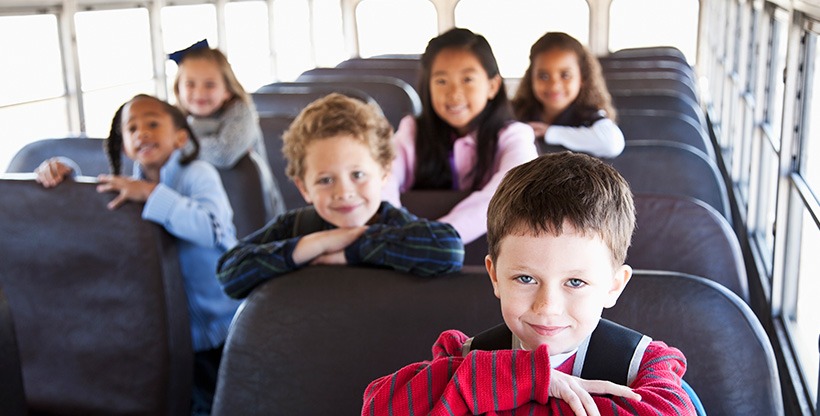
[
  {"x1": 487, "y1": 152, "x2": 634, "y2": 266},
  {"x1": 282, "y1": 93, "x2": 394, "y2": 180}
]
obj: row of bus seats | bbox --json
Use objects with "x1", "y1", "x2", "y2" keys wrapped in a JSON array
[{"x1": 4, "y1": 138, "x2": 278, "y2": 240}]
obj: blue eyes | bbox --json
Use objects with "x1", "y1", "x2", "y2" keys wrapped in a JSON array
[
  {"x1": 513, "y1": 275, "x2": 587, "y2": 288},
  {"x1": 515, "y1": 275, "x2": 535, "y2": 284}
]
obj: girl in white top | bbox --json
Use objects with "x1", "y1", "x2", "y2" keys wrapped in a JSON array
[{"x1": 512, "y1": 32, "x2": 625, "y2": 158}]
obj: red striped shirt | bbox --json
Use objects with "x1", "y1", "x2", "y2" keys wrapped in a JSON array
[{"x1": 362, "y1": 330, "x2": 695, "y2": 416}]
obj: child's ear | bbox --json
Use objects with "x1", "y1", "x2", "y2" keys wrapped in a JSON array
[
  {"x1": 294, "y1": 177, "x2": 312, "y2": 204},
  {"x1": 603, "y1": 264, "x2": 632, "y2": 308},
  {"x1": 487, "y1": 74, "x2": 503, "y2": 100},
  {"x1": 485, "y1": 255, "x2": 501, "y2": 300},
  {"x1": 174, "y1": 129, "x2": 189, "y2": 149}
]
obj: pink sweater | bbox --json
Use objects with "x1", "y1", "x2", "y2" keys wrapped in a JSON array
[
  {"x1": 382, "y1": 116, "x2": 537, "y2": 244},
  {"x1": 362, "y1": 330, "x2": 695, "y2": 416}
]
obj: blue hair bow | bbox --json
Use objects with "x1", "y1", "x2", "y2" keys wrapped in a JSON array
[{"x1": 168, "y1": 39, "x2": 209, "y2": 64}]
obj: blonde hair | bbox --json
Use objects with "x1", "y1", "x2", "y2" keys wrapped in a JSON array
[
  {"x1": 282, "y1": 93, "x2": 394, "y2": 180},
  {"x1": 172, "y1": 47, "x2": 250, "y2": 115}
]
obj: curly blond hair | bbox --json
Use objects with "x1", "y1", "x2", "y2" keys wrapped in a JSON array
[{"x1": 282, "y1": 93, "x2": 394, "y2": 180}]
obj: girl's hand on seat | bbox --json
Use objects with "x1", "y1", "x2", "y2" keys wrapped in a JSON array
[{"x1": 34, "y1": 158, "x2": 73, "y2": 188}]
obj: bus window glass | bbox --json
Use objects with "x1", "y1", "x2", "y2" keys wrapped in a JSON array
[
  {"x1": 272, "y1": 0, "x2": 313, "y2": 80},
  {"x1": 356, "y1": 0, "x2": 436, "y2": 58},
  {"x1": 313, "y1": 0, "x2": 347, "y2": 68},
  {"x1": 455, "y1": 0, "x2": 588, "y2": 79},
  {"x1": 0, "y1": 100, "x2": 70, "y2": 171},
  {"x1": 766, "y1": 13, "x2": 788, "y2": 143},
  {"x1": 75, "y1": 8, "x2": 154, "y2": 136},
  {"x1": 75, "y1": 8, "x2": 153, "y2": 91},
  {"x1": 0, "y1": 14, "x2": 67, "y2": 170},
  {"x1": 609, "y1": 0, "x2": 698, "y2": 63},
  {"x1": 754, "y1": 138, "x2": 778, "y2": 272},
  {"x1": 792, "y1": 208, "x2": 820, "y2": 403},
  {"x1": 226, "y1": 1, "x2": 274, "y2": 91},
  {"x1": 803, "y1": 33, "x2": 820, "y2": 192},
  {"x1": 0, "y1": 15, "x2": 64, "y2": 106}
]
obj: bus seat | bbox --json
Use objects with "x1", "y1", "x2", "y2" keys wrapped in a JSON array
[
  {"x1": 6, "y1": 137, "x2": 133, "y2": 176},
  {"x1": 599, "y1": 56, "x2": 696, "y2": 81},
  {"x1": 0, "y1": 178, "x2": 191, "y2": 415},
  {"x1": 257, "y1": 114, "x2": 307, "y2": 211},
  {"x1": 218, "y1": 152, "x2": 283, "y2": 238},
  {"x1": 604, "y1": 74, "x2": 697, "y2": 102},
  {"x1": 301, "y1": 66, "x2": 420, "y2": 92},
  {"x1": 294, "y1": 74, "x2": 422, "y2": 129},
  {"x1": 212, "y1": 265, "x2": 500, "y2": 416},
  {"x1": 252, "y1": 83, "x2": 377, "y2": 118},
  {"x1": 606, "y1": 140, "x2": 731, "y2": 222},
  {"x1": 604, "y1": 270, "x2": 783, "y2": 415},
  {"x1": 631, "y1": 194, "x2": 748, "y2": 301},
  {"x1": 399, "y1": 189, "x2": 486, "y2": 265},
  {"x1": 607, "y1": 45, "x2": 690, "y2": 65},
  {"x1": 611, "y1": 90, "x2": 705, "y2": 126},
  {"x1": 616, "y1": 109, "x2": 714, "y2": 159},
  {"x1": 0, "y1": 285, "x2": 26, "y2": 416}
]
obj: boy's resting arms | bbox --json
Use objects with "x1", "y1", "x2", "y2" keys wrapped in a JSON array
[
  {"x1": 217, "y1": 201, "x2": 464, "y2": 299},
  {"x1": 362, "y1": 328, "x2": 692, "y2": 416}
]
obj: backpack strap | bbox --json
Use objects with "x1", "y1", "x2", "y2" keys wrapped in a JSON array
[
  {"x1": 292, "y1": 206, "x2": 327, "y2": 236},
  {"x1": 575, "y1": 319, "x2": 652, "y2": 386},
  {"x1": 464, "y1": 319, "x2": 651, "y2": 386}
]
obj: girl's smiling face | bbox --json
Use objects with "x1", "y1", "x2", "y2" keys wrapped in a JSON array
[
  {"x1": 177, "y1": 57, "x2": 233, "y2": 117},
  {"x1": 531, "y1": 48, "x2": 583, "y2": 122},
  {"x1": 121, "y1": 97, "x2": 187, "y2": 179},
  {"x1": 429, "y1": 48, "x2": 501, "y2": 135}
]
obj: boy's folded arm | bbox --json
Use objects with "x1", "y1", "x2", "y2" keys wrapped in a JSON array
[
  {"x1": 346, "y1": 212, "x2": 465, "y2": 276},
  {"x1": 216, "y1": 213, "x2": 303, "y2": 299},
  {"x1": 363, "y1": 331, "x2": 552, "y2": 416},
  {"x1": 585, "y1": 341, "x2": 695, "y2": 416}
]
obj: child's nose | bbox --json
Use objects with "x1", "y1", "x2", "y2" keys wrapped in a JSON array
[
  {"x1": 333, "y1": 179, "x2": 355, "y2": 199},
  {"x1": 532, "y1": 287, "x2": 562, "y2": 315}
]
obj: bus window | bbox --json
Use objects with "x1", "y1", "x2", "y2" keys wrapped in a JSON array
[
  {"x1": 792, "y1": 208, "x2": 820, "y2": 403},
  {"x1": 272, "y1": 0, "x2": 313, "y2": 81},
  {"x1": 609, "y1": 0, "x2": 698, "y2": 63},
  {"x1": 225, "y1": 1, "x2": 275, "y2": 91},
  {"x1": 75, "y1": 8, "x2": 154, "y2": 138},
  {"x1": 0, "y1": 14, "x2": 67, "y2": 170},
  {"x1": 455, "y1": 0, "x2": 588, "y2": 79},
  {"x1": 310, "y1": 0, "x2": 346, "y2": 68},
  {"x1": 356, "y1": 0, "x2": 436, "y2": 58}
]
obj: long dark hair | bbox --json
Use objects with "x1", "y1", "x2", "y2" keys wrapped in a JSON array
[
  {"x1": 104, "y1": 94, "x2": 199, "y2": 175},
  {"x1": 512, "y1": 32, "x2": 616, "y2": 123},
  {"x1": 414, "y1": 28, "x2": 514, "y2": 191}
]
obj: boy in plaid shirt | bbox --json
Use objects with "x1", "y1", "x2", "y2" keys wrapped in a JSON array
[{"x1": 217, "y1": 94, "x2": 464, "y2": 299}]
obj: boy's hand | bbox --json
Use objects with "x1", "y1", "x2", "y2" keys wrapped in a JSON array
[
  {"x1": 34, "y1": 158, "x2": 73, "y2": 188},
  {"x1": 96, "y1": 174, "x2": 157, "y2": 210},
  {"x1": 549, "y1": 368, "x2": 641, "y2": 416},
  {"x1": 293, "y1": 226, "x2": 367, "y2": 265}
]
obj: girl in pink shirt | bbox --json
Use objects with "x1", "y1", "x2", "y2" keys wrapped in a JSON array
[{"x1": 383, "y1": 28, "x2": 537, "y2": 244}]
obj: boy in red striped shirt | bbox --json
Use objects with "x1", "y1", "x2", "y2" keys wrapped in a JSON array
[{"x1": 362, "y1": 152, "x2": 696, "y2": 416}]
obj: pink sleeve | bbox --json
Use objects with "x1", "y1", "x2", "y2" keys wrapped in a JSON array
[
  {"x1": 439, "y1": 122, "x2": 537, "y2": 243},
  {"x1": 382, "y1": 116, "x2": 417, "y2": 207}
]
